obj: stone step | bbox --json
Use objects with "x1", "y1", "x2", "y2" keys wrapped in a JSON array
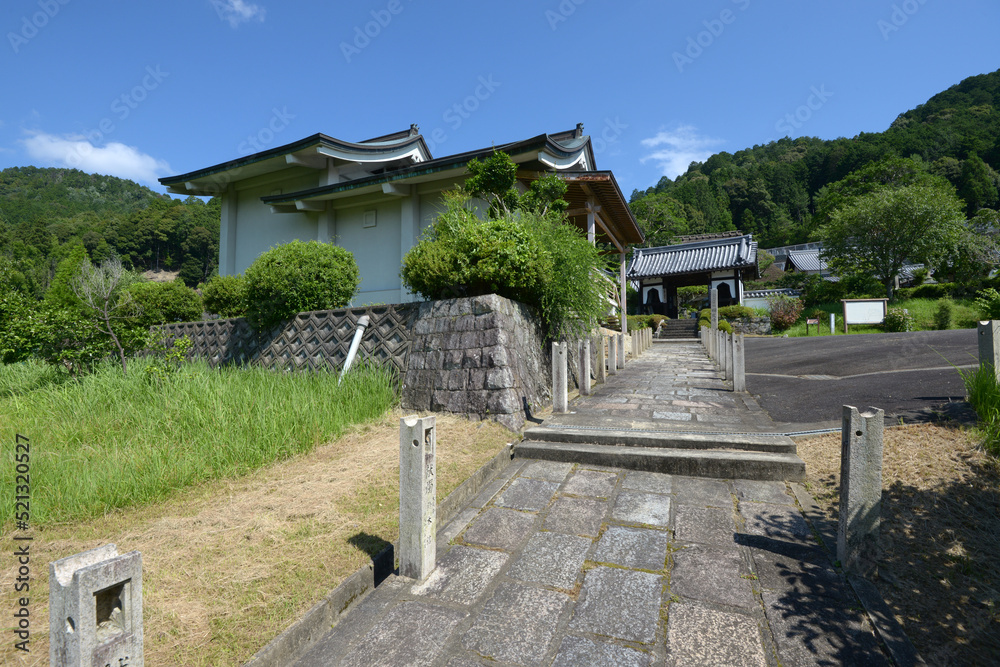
[
  {"x1": 522, "y1": 426, "x2": 798, "y2": 454},
  {"x1": 514, "y1": 441, "x2": 806, "y2": 481}
]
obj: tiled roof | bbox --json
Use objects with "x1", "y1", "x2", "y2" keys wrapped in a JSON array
[
  {"x1": 744, "y1": 288, "x2": 800, "y2": 299},
  {"x1": 786, "y1": 249, "x2": 828, "y2": 273},
  {"x1": 627, "y1": 234, "x2": 758, "y2": 279}
]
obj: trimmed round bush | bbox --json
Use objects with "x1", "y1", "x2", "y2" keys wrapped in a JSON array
[
  {"x1": 244, "y1": 240, "x2": 360, "y2": 330},
  {"x1": 127, "y1": 280, "x2": 204, "y2": 327},
  {"x1": 717, "y1": 320, "x2": 733, "y2": 334},
  {"x1": 202, "y1": 274, "x2": 247, "y2": 318}
]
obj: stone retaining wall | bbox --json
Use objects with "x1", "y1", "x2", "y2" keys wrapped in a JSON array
[
  {"x1": 401, "y1": 295, "x2": 551, "y2": 431},
  {"x1": 729, "y1": 317, "x2": 772, "y2": 336}
]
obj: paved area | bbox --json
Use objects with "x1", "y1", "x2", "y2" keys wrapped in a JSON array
[
  {"x1": 542, "y1": 340, "x2": 778, "y2": 433},
  {"x1": 293, "y1": 341, "x2": 891, "y2": 666},
  {"x1": 746, "y1": 329, "x2": 977, "y2": 429},
  {"x1": 295, "y1": 461, "x2": 888, "y2": 666}
]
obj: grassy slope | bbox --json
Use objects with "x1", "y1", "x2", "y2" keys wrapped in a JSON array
[{"x1": 0, "y1": 358, "x2": 398, "y2": 526}]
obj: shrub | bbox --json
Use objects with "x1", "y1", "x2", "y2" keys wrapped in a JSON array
[
  {"x1": 975, "y1": 288, "x2": 1000, "y2": 320},
  {"x1": 962, "y1": 364, "x2": 1000, "y2": 457},
  {"x1": 649, "y1": 314, "x2": 667, "y2": 329},
  {"x1": 768, "y1": 295, "x2": 803, "y2": 331},
  {"x1": 718, "y1": 305, "x2": 756, "y2": 320},
  {"x1": 402, "y1": 190, "x2": 606, "y2": 340},
  {"x1": 883, "y1": 307, "x2": 914, "y2": 332},
  {"x1": 244, "y1": 240, "x2": 360, "y2": 330},
  {"x1": 127, "y1": 281, "x2": 204, "y2": 328},
  {"x1": 202, "y1": 274, "x2": 247, "y2": 317},
  {"x1": 626, "y1": 315, "x2": 652, "y2": 330},
  {"x1": 717, "y1": 320, "x2": 733, "y2": 334},
  {"x1": 934, "y1": 299, "x2": 954, "y2": 330}
]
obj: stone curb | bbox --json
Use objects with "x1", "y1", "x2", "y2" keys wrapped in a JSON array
[
  {"x1": 243, "y1": 443, "x2": 515, "y2": 667},
  {"x1": 790, "y1": 483, "x2": 925, "y2": 667}
]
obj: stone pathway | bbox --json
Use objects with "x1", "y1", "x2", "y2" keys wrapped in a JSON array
[
  {"x1": 295, "y1": 460, "x2": 888, "y2": 666},
  {"x1": 293, "y1": 342, "x2": 890, "y2": 666}
]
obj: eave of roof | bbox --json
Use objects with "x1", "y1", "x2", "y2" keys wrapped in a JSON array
[
  {"x1": 627, "y1": 234, "x2": 759, "y2": 280},
  {"x1": 259, "y1": 131, "x2": 594, "y2": 205},
  {"x1": 158, "y1": 130, "x2": 431, "y2": 189}
]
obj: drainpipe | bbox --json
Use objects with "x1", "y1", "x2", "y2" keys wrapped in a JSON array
[{"x1": 339, "y1": 315, "x2": 370, "y2": 383}]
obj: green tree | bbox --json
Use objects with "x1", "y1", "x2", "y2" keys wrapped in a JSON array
[
  {"x1": 42, "y1": 243, "x2": 89, "y2": 311},
  {"x1": 819, "y1": 184, "x2": 968, "y2": 299}
]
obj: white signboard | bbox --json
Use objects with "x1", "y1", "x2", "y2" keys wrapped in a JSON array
[{"x1": 842, "y1": 299, "x2": 888, "y2": 332}]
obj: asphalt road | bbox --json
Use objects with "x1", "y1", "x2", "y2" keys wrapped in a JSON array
[{"x1": 744, "y1": 329, "x2": 979, "y2": 430}]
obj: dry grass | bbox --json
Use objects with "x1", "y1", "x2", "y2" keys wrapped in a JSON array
[
  {"x1": 0, "y1": 409, "x2": 512, "y2": 666},
  {"x1": 798, "y1": 424, "x2": 1000, "y2": 665}
]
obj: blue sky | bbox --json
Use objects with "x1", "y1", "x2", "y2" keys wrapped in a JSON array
[{"x1": 1, "y1": 0, "x2": 997, "y2": 199}]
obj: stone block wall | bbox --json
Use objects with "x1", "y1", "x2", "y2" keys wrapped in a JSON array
[
  {"x1": 401, "y1": 295, "x2": 551, "y2": 431},
  {"x1": 729, "y1": 317, "x2": 772, "y2": 336}
]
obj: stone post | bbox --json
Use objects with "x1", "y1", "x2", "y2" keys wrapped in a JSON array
[
  {"x1": 617, "y1": 333, "x2": 626, "y2": 368},
  {"x1": 978, "y1": 320, "x2": 1000, "y2": 381},
  {"x1": 725, "y1": 331, "x2": 734, "y2": 381},
  {"x1": 608, "y1": 334, "x2": 618, "y2": 375},
  {"x1": 399, "y1": 415, "x2": 436, "y2": 581},
  {"x1": 597, "y1": 336, "x2": 607, "y2": 384},
  {"x1": 50, "y1": 544, "x2": 144, "y2": 667},
  {"x1": 700, "y1": 325, "x2": 708, "y2": 351},
  {"x1": 632, "y1": 332, "x2": 639, "y2": 358},
  {"x1": 710, "y1": 288, "x2": 719, "y2": 358},
  {"x1": 733, "y1": 333, "x2": 746, "y2": 392},
  {"x1": 552, "y1": 342, "x2": 568, "y2": 413},
  {"x1": 579, "y1": 339, "x2": 591, "y2": 396},
  {"x1": 837, "y1": 406, "x2": 884, "y2": 578}
]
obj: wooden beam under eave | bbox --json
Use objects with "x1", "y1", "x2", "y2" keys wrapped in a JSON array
[{"x1": 295, "y1": 200, "x2": 326, "y2": 212}]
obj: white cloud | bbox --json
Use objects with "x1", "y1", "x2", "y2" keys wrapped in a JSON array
[
  {"x1": 21, "y1": 131, "x2": 171, "y2": 185},
  {"x1": 212, "y1": 0, "x2": 266, "y2": 28},
  {"x1": 639, "y1": 125, "x2": 724, "y2": 179}
]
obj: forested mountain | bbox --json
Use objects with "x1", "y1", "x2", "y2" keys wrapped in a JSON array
[
  {"x1": 630, "y1": 69, "x2": 1000, "y2": 248},
  {"x1": 0, "y1": 167, "x2": 220, "y2": 296}
]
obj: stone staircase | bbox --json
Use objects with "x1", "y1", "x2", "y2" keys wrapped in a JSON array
[
  {"x1": 656, "y1": 318, "x2": 699, "y2": 339},
  {"x1": 517, "y1": 423, "x2": 805, "y2": 481}
]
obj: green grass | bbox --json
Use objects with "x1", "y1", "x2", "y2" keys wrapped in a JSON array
[
  {"x1": 0, "y1": 358, "x2": 399, "y2": 527},
  {"x1": 777, "y1": 298, "x2": 980, "y2": 337},
  {"x1": 961, "y1": 363, "x2": 1000, "y2": 457}
]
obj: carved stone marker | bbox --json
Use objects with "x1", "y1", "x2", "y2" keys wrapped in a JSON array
[
  {"x1": 617, "y1": 333, "x2": 625, "y2": 368},
  {"x1": 50, "y1": 544, "x2": 143, "y2": 667},
  {"x1": 608, "y1": 335, "x2": 618, "y2": 375},
  {"x1": 552, "y1": 342, "x2": 568, "y2": 413},
  {"x1": 733, "y1": 334, "x2": 746, "y2": 392},
  {"x1": 837, "y1": 406, "x2": 884, "y2": 577},
  {"x1": 579, "y1": 339, "x2": 591, "y2": 396},
  {"x1": 978, "y1": 320, "x2": 1000, "y2": 381},
  {"x1": 399, "y1": 415, "x2": 436, "y2": 581},
  {"x1": 597, "y1": 336, "x2": 607, "y2": 384}
]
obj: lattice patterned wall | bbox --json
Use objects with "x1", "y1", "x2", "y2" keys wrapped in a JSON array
[{"x1": 159, "y1": 304, "x2": 418, "y2": 374}]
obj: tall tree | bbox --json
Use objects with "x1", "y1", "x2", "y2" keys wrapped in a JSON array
[{"x1": 819, "y1": 184, "x2": 967, "y2": 298}]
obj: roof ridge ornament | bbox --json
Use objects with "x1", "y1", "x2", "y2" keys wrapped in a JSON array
[{"x1": 575, "y1": 123, "x2": 584, "y2": 138}]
